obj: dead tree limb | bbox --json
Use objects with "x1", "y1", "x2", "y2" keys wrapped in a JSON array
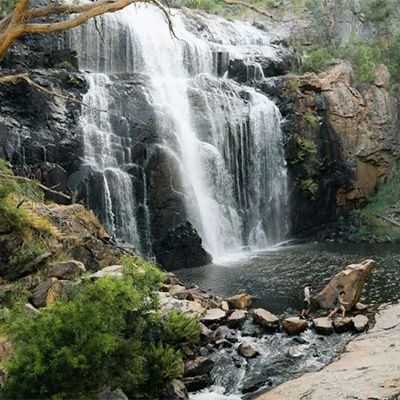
[
  {"x1": 0, "y1": 172, "x2": 71, "y2": 200},
  {"x1": 0, "y1": 0, "x2": 176, "y2": 60}
]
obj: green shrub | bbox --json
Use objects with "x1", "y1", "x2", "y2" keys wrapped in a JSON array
[
  {"x1": 184, "y1": 0, "x2": 224, "y2": 13},
  {"x1": 361, "y1": 0, "x2": 396, "y2": 23},
  {"x1": 9, "y1": 244, "x2": 44, "y2": 267},
  {"x1": 0, "y1": 284, "x2": 29, "y2": 309},
  {"x1": 145, "y1": 343, "x2": 183, "y2": 397},
  {"x1": 298, "y1": 178, "x2": 318, "y2": 200},
  {"x1": 282, "y1": 76, "x2": 300, "y2": 101},
  {"x1": 0, "y1": 0, "x2": 16, "y2": 17},
  {"x1": 304, "y1": 112, "x2": 317, "y2": 126},
  {"x1": 265, "y1": 0, "x2": 278, "y2": 8},
  {"x1": 386, "y1": 28, "x2": 400, "y2": 84},
  {"x1": 291, "y1": 137, "x2": 317, "y2": 164},
  {"x1": 301, "y1": 47, "x2": 334, "y2": 73},
  {"x1": 162, "y1": 310, "x2": 200, "y2": 349},
  {"x1": 335, "y1": 39, "x2": 380, "y2": 87},
  {"x1": 54, "y1": 61, "x2": 75, "y2": 72},
  {"x1": 0, "y1": 257, "x2": 179, "y2": 400}
]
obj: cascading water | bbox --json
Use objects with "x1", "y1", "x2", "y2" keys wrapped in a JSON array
[
  {"x1": 79, "y1": 74, "x2": 141, "y2": 247},
  {"x1": 67, "y1": 4, "x2": 288, "y2": 258}
]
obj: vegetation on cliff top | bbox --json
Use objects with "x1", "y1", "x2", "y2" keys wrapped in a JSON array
[{"x1": 300, "y1": 0, "x2": 400, "y2": 88}]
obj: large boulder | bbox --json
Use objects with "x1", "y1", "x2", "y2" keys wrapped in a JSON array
[
  {"x1": 184, "y1": 357, "x2": 214, "y2": 377},
  {"x1": 47, "y1": 260, "x2": 86, "y2": 280},
  {"x1": 313, "y1": 318, "x2": 333, "y2": 335},
  {"x1": 226, "y1": 293, "x2": 252, "y2": 310},
  {"x1": 316, "y1": 260, "x2": 375, "y2": 309},
  {"x1": 154, "y1": 221, "x2": 212, "y2": 271},
  {"x1": 32, "y1": 278, "x2": 65, "y2": 308},
  {"x1": 253, "y1": 308, "x2": 279, "y2": 330},
  {"x1": 282, "y1": 317, "x2": 308, "y2": 335}
]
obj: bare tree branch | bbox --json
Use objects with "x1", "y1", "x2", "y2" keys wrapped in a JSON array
[
  {"x1": 0, "y1": 172, "x2": 71, "y2": 200},
  {"x1": 0, "y1": 0, "x2": 178, "y2": 59},
  {"x1": 0, "y1": 72, "x2": 28, "y2": 84},
  {"x1": 0, "y1": 72, "x2": 119, "y2": 115}
]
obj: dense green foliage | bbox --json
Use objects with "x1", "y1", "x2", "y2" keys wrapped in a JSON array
[
  {"x1": 0, "y1": 256, "x2": 198, "y2": 399},
  {"x1": 349, "y1": 173, "x2": 400, "y2": 240},
  {"x1": 291, "y1": 137, "x2": 317, "y2": 165},
  {"x1": 161, "y1": 310, "x2": 200, "y2": 348},
  {"x1": 0, "y1": 0, "x2": 16, "y2": 17},
  {"x1": 298, "y1": 178, "x2": 318, "y2": 200}
]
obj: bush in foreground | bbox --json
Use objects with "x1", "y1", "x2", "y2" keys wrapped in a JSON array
[{"x1": 1, "y1": 257, "x2": 197, "y2": 399}]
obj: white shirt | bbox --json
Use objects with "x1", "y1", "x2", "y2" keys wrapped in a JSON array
[{"x1": 304, "y1": 287, "x2": 310, "y2": 301}]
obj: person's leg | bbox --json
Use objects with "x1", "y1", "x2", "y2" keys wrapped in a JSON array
[
  {"x1": 340, "y1": 305, "x2": 346, "y2": 317},
  {"x1": 305, "y1": 302, "x2": 311, "y2": 317},
  {"x1": 300, "y1": 301, "x2": 308, "y2": 318},
  {"x1": 328, "y1": 307, "x2": 338, "y2": 319}
]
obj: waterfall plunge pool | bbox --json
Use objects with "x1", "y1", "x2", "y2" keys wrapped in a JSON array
[{"x1": 175, "y1": 242, "x2": 400, "y2": 399}]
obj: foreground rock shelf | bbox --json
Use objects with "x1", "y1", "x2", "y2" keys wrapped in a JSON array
[{"x1": 254, "y1": 303, "x2": 400, "y2": 400}]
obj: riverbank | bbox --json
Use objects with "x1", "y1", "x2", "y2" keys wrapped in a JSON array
[{"x1": 253, "y1": 302, "x2": 400, "y2": 400}]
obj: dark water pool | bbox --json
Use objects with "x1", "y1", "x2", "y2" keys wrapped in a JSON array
[
  {"x1": 175, "y1": 242, "x2": 400, "y2": 400},
  {"x1": 176, "y1": 242, "x2": 400, "y2": 315}
]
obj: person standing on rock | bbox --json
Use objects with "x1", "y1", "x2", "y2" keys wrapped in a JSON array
[
  {"x1": 300, "y1": 283, "x2": 313, "y2": 319},
  {"x1": 328, "y1": 290, "x2": 349, "y2": 319}
]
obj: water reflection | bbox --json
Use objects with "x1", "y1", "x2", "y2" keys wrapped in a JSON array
[{"x1": 176, "y1": 242, "x2": 400, "y2": 315}]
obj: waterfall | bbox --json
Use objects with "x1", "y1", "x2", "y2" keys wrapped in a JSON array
[
  {"x1": 79, "y1": 74, "x2": 141, "y2": 247},
  {"x1": 68, "y1": 4, "x2": 288, "y2": 258}
]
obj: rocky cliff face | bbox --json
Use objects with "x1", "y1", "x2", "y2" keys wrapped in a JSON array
[
  {"x1": 1, "y1": 2, "x2": 399, "y2": 251},
  {"x1": 282, "y1": 62, "x2": 400, "y2": 237}
]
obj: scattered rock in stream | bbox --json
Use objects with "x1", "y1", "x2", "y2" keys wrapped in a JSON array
[
  {"x1": 253, "y1": 308, "x2": 279, "y2": 330},
  {"x1": 282, "y1": 317, "x2": 308, "y2": 335},
  {"x1": 226, "y1": 292, "x2": 252, "y2": 310},
  {"x1": 168, "y1": 379, "x2": 189, "y2": 400},
  {"x1": 238, "y1": 342, "x2": 259, "y2": 358},
  {"x1": 201, "y1": 308, "x2": 226, "y2": 325},
  {"x1": 184, "y1": 357, "x2": 215, "y2": 377},
  {"x1": 313, "y1": 318, "x2": 334, "y2": 335},
  {"x1": 333, "y1": 317, "x2": 354, "y2": 333},
  {"x1": 227, "y1": 310, "x2": 248, "y2": 328},
  {"x1": 182, "y1": 374, "x2": 210, "y2": 392},
  {"x1": 352, "y1": 314, "x2": 369, "y2": 332}
]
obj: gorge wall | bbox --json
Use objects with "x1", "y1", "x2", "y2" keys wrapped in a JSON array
[{"x1": 0, "y1": 5, "x2": 292, "y2": 269}]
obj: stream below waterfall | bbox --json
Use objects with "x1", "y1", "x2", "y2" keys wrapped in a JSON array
[{"x1": 175, "y1": 242, "x2": 400, "y2": 399}]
